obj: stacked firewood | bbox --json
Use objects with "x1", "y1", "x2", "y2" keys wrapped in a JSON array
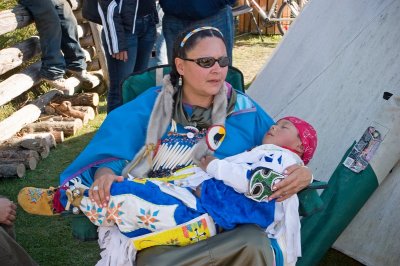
[
  {"x1": 0, "y1": 92, "x2": 99, "y2": 178},
  {"x1": 26, "y1": 92, "x2": 98, "y2": 136},
  {"x1": 0, "y1": 0, "x2": 110, "y2": 178}
]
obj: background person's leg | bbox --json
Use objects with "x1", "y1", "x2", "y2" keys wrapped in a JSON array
[
  {"x1": 206, "y1": 6, "x2": 234, "y2": 62},
  {"x1": 52, "y1": 0, "x2": 86, "y2": 71},
  {"x1": 19, "y1": 0, "x2": 65, "y2": 80},
  {"x1": 162, "y1": 14, "x2": 187, "y2": 64},
  {"x1": 133, "y1": 15, "x2": 157, "y2": 72},
  {"x1": 102, "y1": 31, "x2": 137, "y2": 113},
  {"x1": 189, "y1": 6, "x2": 234, "y2": 63}
]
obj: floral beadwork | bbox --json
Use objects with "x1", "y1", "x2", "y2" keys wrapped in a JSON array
[
  {"x1": 82, "y1": 203, "x2": 104, "y2": 225},
  {"x1": 105, "y1": 200, "x2": 125, "y2": 225},
  {"x1": 137, "y1": 208, "x2": 160, "y2": 230},
  {"x1": 28, "y1": 188, "x2": 44, "y2": 203}
]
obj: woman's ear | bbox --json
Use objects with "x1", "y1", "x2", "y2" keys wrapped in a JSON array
[{"x1": 175, "y1": 57, "x2": 184, "y2": 76}]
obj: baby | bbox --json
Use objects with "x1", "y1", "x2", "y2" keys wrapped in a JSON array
[
  {"x1": 196, "y1": 116, "x2": 317, "y2": 265},
  {"x1": 198, "y1": 116, "x2": 317, "y2": 201}
]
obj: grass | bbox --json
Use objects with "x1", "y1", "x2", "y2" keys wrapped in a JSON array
[
  {"x1": 0, "y1": 102, "x2": 107, "y2": 265},
  {"x1": 233, "y1": 35, "x2": 281, "y2": 88},
  {"x1": 0, "y1": 0, "x2": 17, "y2": 11},
  {"x1": 0, "y1": 1, "x2": 363, "y2": 264}
]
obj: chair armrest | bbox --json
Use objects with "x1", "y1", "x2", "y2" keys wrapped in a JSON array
[
  {"x1": 298, "y1": 181, "x2": 328, "y2": 217},
  {"x1": 308, "y1": 180, "x2": 328, "y2": 190}
]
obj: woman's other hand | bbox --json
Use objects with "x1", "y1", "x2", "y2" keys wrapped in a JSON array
[
  {"x1": 0, "y1": 197, "x2": 17, "y2": 226},
  {"x1": 199, "y1": 155, "x2": 216, "y2": 171},
  {"x1": 89, "y1": 168, "x2": 124, "y2": 207},
  {"x1": 268, "y1": 164, "x2": 312, "y2": 202}
]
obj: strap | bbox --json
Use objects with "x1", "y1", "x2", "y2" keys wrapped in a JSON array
[{"x1": 155, "y1": 68, "x2": 164, "y2": 86}]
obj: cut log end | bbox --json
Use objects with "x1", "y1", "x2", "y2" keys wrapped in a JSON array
[
  {"x1": 72, "y1": 106, "x2": 95, "y2": 120},
  {"x1": 0, "y1": 156, "x2": 38, "y2": 171},
  {"x1": 51, "y1": 130, "x2": 64, "y2": 143},
  {"x1": 40, "y1": 145, "x2": 50, "y2": 159},
  {"x1": 0, "y1": 163, "x2": 26, "y2": 178},
  {"x1": 27, "y1": 157, "x2": 38, "y2": 170}
]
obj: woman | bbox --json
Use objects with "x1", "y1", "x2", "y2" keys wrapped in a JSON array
[
  {"x1": 98, "y1": 0, "x2": 158, "y2": 113},
  {"x1": 40, "y1": 26, "x2": 312, "y2": 265}
]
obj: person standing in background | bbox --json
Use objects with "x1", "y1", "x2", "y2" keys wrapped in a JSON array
[{"x1": 98, "y1": 0, "x2": 157, "y2": 113}]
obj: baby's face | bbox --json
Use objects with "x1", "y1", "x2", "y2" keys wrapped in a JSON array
[{"x1": 262, "y1": 119, "x2": 304, "y2": 156}]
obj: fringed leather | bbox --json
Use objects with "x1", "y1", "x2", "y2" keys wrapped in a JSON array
[
  {"x1": 122, "y1": 75, "x2": 176, "y2": 178},
  {"x1": 97, "y1": 226, "x2": 137, "y2": 266}
]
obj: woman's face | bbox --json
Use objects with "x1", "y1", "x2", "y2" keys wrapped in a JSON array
[{"x1": 175, "y1": 37, "x2": 228, "y2": 107}]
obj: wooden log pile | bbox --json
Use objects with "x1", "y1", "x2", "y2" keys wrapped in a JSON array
[
  {"x1": 0, "y1": 92, "x2": 99, "y2": 178},
  {"x1": 0, "y1": 0, "x2": 107, "y2": 178}
]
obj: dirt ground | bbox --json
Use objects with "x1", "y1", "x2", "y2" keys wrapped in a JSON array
[{"x1": 233, "y1": 35, "x2": 281, "y2": 87}]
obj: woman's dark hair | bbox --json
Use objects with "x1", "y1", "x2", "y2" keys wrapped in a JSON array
[{"x1": 170, "y1": 27, "x2": 227, "y2": 87}]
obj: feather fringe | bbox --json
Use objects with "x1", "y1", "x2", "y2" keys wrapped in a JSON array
[{"x1": 122, "y1": 75, "x2": 229, "y2": 176}]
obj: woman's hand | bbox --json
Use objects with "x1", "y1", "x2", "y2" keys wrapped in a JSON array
[
  {"x1": 89, "y1": 168, "x2": 124, "y2": 207},
  {"x1": 199, "y1": 155, "x2": 216, "y2": 171},
  {"x1": 268, "y1": 164, "x2": 312, "y2": 202},
  {"x1": 0, "y1": 197, "x2": 17, "y2": 226}
]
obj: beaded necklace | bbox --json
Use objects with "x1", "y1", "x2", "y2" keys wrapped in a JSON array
[{"x1": 148, "y1": 120, "x2": 206, "y2": 178}]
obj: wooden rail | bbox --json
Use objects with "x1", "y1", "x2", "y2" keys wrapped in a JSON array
[
  {"x1": 0, "y1": 0, "x2": 107, "y2": 178},
  {"x1": 0, "y1": 5, "x2": 33, "y2": 35}
]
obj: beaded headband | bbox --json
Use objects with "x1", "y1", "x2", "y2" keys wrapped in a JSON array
[{"x1": 180, "y1": 26, "x2": 224, "y2": 48}]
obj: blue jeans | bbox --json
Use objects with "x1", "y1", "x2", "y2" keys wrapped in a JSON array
[
  {"x1": 103, "y1": 14, "x2": 157, "y2": 113},
  {"x1": 19, "y1": 0, "x2": 86, "y2": 80},
  {"x1": 162, "y1": 5, "x2": 234, "y2": 64}
]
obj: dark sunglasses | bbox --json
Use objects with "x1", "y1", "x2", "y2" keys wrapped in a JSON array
[{"x1": 181, "y1": 56, "x2": 230, "y2": 68}]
